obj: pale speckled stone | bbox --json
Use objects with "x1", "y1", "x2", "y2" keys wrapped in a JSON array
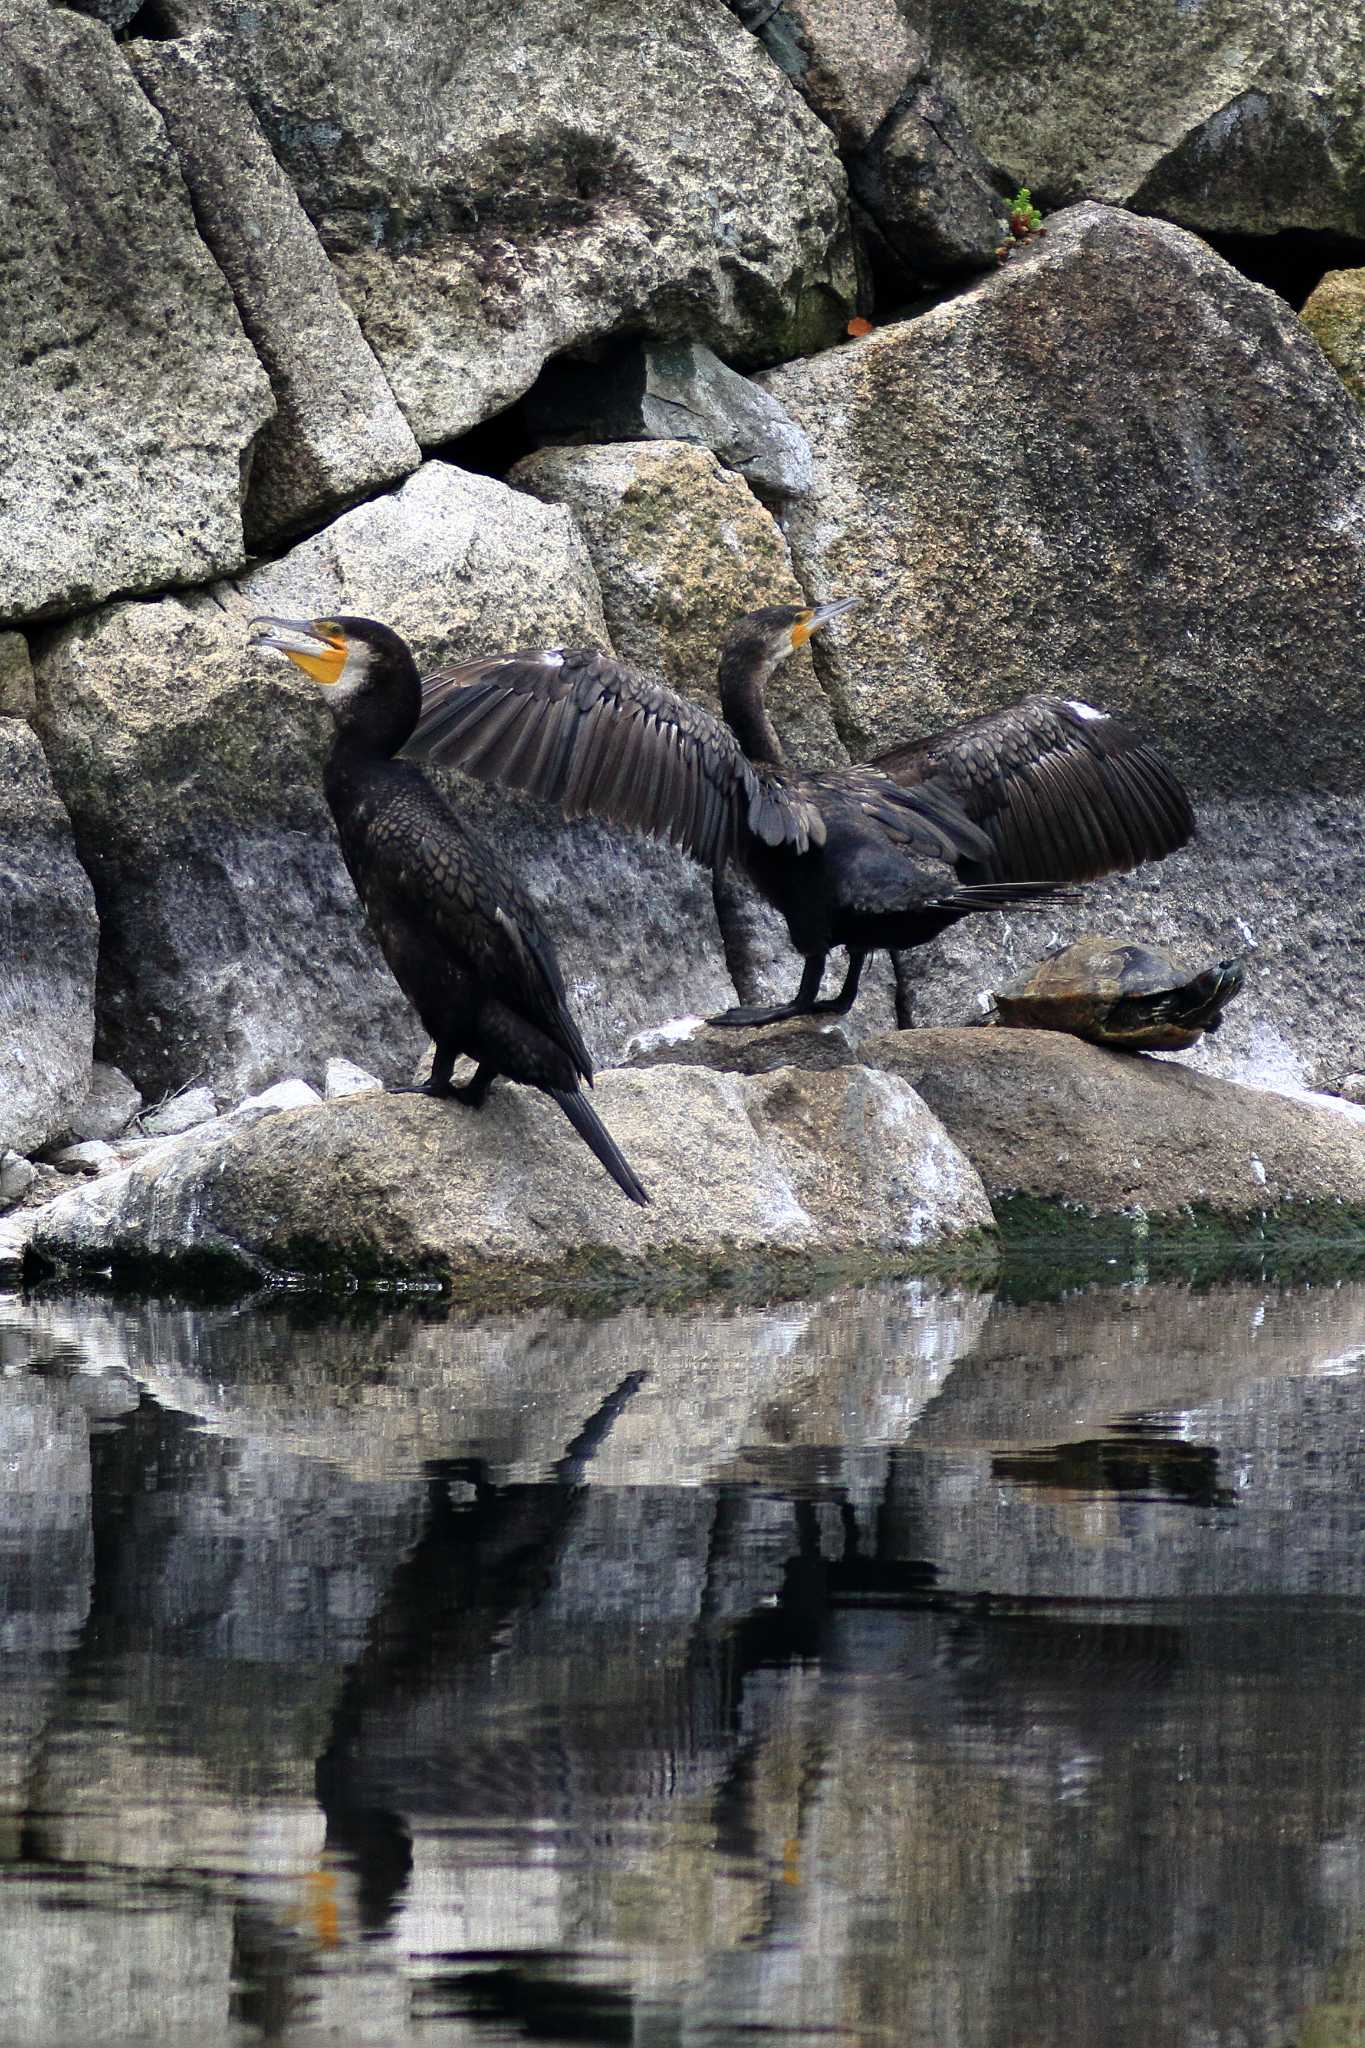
[
  {"x1": 759, "y1": 205, "x2": 1365, "y2": 1089},
  {"x1": 140, "y1": 1087, "x2": 220, "y2": 1138},
  {"x1": 25, "y1": 1064, "x2": 993, "y2": 1289},
  {"x1": 324, "y1": 1058, "x2": 384, "y2": 1100},
  {"x1": 0, "y1": 2, "x2": 272, "y2": 623},
  {"x1": 903, "y1": 0, "x2": 1365, "y2": 238}
]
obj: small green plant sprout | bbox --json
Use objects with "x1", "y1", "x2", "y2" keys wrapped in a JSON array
[
  {"x1": 1008, "y1": 186, "x2": 1044, "y2": 237},
  {"x1": 996, "y1": 186, "x2": 1046, "y2": 263}
]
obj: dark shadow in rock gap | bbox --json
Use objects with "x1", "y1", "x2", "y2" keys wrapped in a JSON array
[{"x1": 1195, "y1": 226, "x2": 1365, "y2": 310}]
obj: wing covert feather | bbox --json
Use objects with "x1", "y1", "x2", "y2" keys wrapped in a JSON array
[{"x1": 407, "y1": 649, "x2": 820, "y2": 867}]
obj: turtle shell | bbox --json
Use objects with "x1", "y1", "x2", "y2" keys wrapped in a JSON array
[{"x1": 992, "y1": 935, "x2": 1245, "y2": 1050}]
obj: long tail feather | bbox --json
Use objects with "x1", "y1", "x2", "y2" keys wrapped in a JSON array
[
  {"x1": 551, "y1": 1088, "x2": 649, "y2": 1206},
  {"x1": 946, "y1": 879, "x2": 1080, "y2": 910}
]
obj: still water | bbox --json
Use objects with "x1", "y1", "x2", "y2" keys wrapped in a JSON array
[{"x1": 4, "y1": 1267, "x2": 1365, "y2": 2046}]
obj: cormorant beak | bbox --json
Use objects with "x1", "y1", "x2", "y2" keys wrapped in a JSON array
[
  {"x1": 790, "y1": 595, "x2": 860, "y2": 648},
  {"x1": 248, "y1": 615, "x2": 349, "y2": 686}
]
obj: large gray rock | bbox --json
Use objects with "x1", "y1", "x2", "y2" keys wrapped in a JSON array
[
  {"x1": 527, "y1": 340, "x2": 815, "y2": 501},
  {"x1": 131, "y1": 39, "x2": 421, "y2": 546},
  {"x1": 849, "y1": 76, "x2": 1011, "y2": 278},
  {"x1": 0, "y1": 725, "x2": 98, "y2": 1159},
  {"x1": 864, "y1": 1027, "x2": 1365, "y2": 1217},
  {"x1": 760, "y1": 205, "x2": 1365, "y2": 1087},
  {"x1": 727, "y1": 0, "x2": 924, "y2": 149},
  {"x1": 904, "y1": 0, "x2": 1365, "y2": 237},
  {"x1": 155, "y1": 0, "x2": 855, "y2": 442},
  {"x1": 24, "y1": 1064, "x2": 994, "y2": 1289},
  {"x1": 31, "y1": 461, "x2": 740, "y2": 1099},
  {"x1": 0, "y1": 1, "x2": 273, "y2": 624}
]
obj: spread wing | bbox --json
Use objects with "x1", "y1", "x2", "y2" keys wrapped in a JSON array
[
  {"x1": 870, "y1": 695, "x2": 1194, "y2": 884},
  {"x1": 404, "y1": 648, "x2": 826, "y2": 867}
]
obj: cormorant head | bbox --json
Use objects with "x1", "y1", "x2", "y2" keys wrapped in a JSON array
[
  {"x1": 248, "y1": 614, "x2": 421, "y2": 754},
  {"x1": 720, "y1": 597, "x2": 859, "y2": 680}
]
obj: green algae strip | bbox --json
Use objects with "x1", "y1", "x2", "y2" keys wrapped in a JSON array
[
  {"x1": 20, "y1": 1229, "x2": 1003, "y2": 1313},
  {"x1": 995, "y1": 1192, "x2": 1365, "y2": 1294}
]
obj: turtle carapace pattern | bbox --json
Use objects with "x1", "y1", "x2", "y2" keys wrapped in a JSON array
[
  {"x1": 246, "y1": 614, "x2": 648, "y2": 1205},
  {"x1": 405, "y1": 602, "x2": 1159, "y2": 1028},
  {"x1": 991, "y1": 936, "x2": 1244, "y2": 1051}
]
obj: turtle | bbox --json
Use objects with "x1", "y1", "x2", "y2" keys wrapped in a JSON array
[{"x1": 989, "y1": 935, "x2": 1245, "y2": 1051}]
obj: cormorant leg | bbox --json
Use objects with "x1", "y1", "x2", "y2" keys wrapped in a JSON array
[
  {"x1": 392, "y1": 1040, "x2": 460, "y2": 1098},
  {"x1": 809, "y1": 949, "x2": 867, "y2": 1016},
  {"x1": 449, "y1": 1061, "x2": 497, "y2": 1108},
  {"x1": 708, "y1": 954, "x2": 827, "y2": 1029}
]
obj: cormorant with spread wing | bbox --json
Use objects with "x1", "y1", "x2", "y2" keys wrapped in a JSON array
[
  {"x1": 406, "y1": 601, "x2": 1193, "y2": 1028},
  {"x1": 248, "y1": 614, "x2": 648, "y2": 1205}
]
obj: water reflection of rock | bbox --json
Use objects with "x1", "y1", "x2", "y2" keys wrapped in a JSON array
[{"x1": 4, "y1": 1278, "x2": 1365, "y2": 2043}]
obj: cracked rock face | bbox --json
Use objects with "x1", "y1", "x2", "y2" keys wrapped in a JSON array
[
  {"x1": 850, "y1": 76, "x2": 1010, "y2": 278},
  {"x1": 0, "y1": 724, "x2": 98, "y2": 1158},
  {"x1": 727, "y1": 0, "x2": 925, "y2": 150},
  {"x1": 0, "y1": 1, "x2": 273, "y2": 625},
  {"x1": 903, "y1": 0, "x2": 1365, "y2": 237},
  {"x1": 131, "y1": 39, "x2": 421, "y2": 547},
  {"x1": 154, "y1": 0, "x2": 855, "y2": 441}
]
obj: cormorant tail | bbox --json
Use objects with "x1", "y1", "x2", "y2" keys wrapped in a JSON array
[
  {"x1": 550, "y1": 1088, "x2": 649, "y2": 1206},
  {"x1": 946, "y1": 880, "x2": 1078, "y2": 910}
]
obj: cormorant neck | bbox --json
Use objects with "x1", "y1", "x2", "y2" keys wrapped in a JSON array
[
  {"x1": 718, "y1": 647, "x2": 786, "y2": 768},
  {"x1": 327, "y1": 651, "x2": 423, "y2": 763}
]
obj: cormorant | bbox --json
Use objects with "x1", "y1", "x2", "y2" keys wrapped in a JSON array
[
  {"x1": 404, "y1": 602, "x2": 1193, "y2": 1028},
  {"x1": 247, "y1": 614, "x2": 648, "y2": 1205}
]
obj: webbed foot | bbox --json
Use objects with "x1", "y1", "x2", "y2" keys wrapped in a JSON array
[{"x1": 707, "y1": 1002, "x2": 811, "y2": 1029}]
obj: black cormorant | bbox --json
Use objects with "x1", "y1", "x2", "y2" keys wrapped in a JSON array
[
  {"x1": 404, "y1": 602, "x2": 1193, "y2": 1027},
  {"x1": 248, "y1": 614, "x2": 648, "y2": 1205}
]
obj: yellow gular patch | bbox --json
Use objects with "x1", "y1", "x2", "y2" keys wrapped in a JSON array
[
  {"x1": 288, "y1": 643, "x2": 346, "y2": 686},
  {"x1": 789, "y1": 614, "x2": 814, "y2": 649}
]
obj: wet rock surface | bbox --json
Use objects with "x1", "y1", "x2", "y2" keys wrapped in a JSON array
[
  {"x1": 0, "y1": 1, "x2": 273, "y2": 625},
  {"x1": 23, "y1": 1064, "x2": 994, "y2": 1289},
  {"x1": 155, "y1": 0, "x2": 855, "y2": 441},
  {"x1": 0, "y1": 724, "x2": 98, "y2": 1159}
]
